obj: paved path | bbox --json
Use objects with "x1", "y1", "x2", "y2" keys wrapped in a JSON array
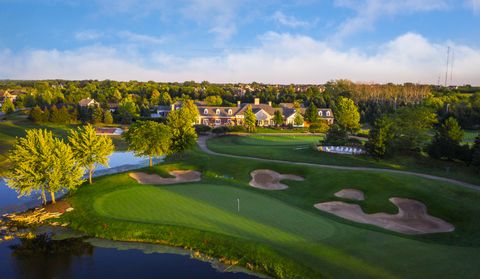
[{"x1": 198, "y1": 136, "x2": 480, "y2": 191}]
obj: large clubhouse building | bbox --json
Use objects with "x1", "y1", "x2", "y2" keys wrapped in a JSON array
[{"x1": 153, "y1": 98, "x2": 334, "y2": 127}]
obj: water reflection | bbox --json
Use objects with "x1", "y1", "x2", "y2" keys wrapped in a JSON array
[{"x1": 1, "y1": 234, "x2": 260, "y2": 279}]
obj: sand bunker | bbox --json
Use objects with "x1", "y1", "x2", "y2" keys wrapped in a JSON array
[
  {"x1": 334, "y1": 188, "x2": 365, "y2": 201},
  {"x1": 129, "y1": 170, "x2": 201, "y2": 185},
  {"x1": 314, "y1": 197, "x2": 454, "y2": 235},
  {"x1": 249, "y1": 169, "x2": 304, "y2": 190}
]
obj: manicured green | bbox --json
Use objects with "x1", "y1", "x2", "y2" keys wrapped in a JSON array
[
  {"x1": 63, "y1": 148, "x2": 480, "y2": 278},
  {"x1": 208, "y1": 135, "x2": 480, "y2": 185}
]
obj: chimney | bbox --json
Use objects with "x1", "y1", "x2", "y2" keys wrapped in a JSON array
[
  {"x1": 268, "y1": 101, "x2": 272, "y2": 107},
  {"x1": 254, "y1": 98, "x2": 260, "y2": 105},
  {"x1": 237, "y1": 100, "x2": 241, "y2": 107}
]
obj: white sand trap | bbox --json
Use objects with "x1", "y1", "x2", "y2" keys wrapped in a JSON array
[
  {"x1": 314, "y1": 197, "x2": 454, "y2": 235},
  {"x1": 249, "y1": 169, "x2": 304, "y2": 190},
  {"x1": 334, "y1": 188, "x2": 365, "y2": 201},
  {"x1": 129, "y1": 170, "x2": 201, "y2": 185}
]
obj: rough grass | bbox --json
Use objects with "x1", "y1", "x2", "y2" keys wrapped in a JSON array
[
  {"x1": 63, "y1": 148, "x2": 480, "y2": 279},
  {"x1": 207, "y1": 135, "x2": 480, "y2": 185}
]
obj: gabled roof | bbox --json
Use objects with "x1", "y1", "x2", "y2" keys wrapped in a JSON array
[
  {"x1": 317, "y1": 108, "x2": 334, "y2": 118},
  {"x1": 198, "y1": 106, "x2": 241, "y2": 117},
  {"x1": 78, "y1": 98, "x2": 98, "y2": 107},
  {"x1": 237, "y1": 104, "x2": 276, "y2": 116}
]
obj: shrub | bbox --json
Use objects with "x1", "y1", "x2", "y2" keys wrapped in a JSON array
[{"x1": 195, "y1": 124, "x2": 212, "y2": 134}]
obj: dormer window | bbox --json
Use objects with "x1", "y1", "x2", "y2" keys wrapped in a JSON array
[
  {"x1": 318, "y1": 111, "x2": 323, "y2": 116},
  {"x1": 216, "y1": 109, "x2": 220, "y2": 115},
  {"x1": 326, "y1": 111, "x2": 331, "y2": 116},
  {"x1": 228, "y1": 109, "x2": 232, "y2": 115},
  {"x1": 203, "y1": 109, "x2": 208, "y2": 115}
]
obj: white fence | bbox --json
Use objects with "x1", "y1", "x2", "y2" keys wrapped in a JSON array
[{"x1": 317, "y1": 146, "x2": 365, "y2": 155}]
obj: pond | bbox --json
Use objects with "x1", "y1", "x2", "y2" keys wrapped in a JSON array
[
  {"x1": 0, "y1": 234, "x2": 260, "y2": 279},
  {"x1": 0, "y1": 152, "x2": 262, "y2": 279}
]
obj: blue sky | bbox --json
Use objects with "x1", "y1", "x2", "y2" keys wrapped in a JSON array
[{"x1": 1, "y1": 0, "x2": 479, "y2": 84}]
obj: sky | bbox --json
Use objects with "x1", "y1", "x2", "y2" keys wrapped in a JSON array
[{"x1": 0, "y1": 0, "x2": 479, "y2": 85}]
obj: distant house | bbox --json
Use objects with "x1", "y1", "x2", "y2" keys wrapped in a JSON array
[
  {"x1": 78, "y1": 98, "x2": 99, "y2": 108},
  {"x1": 95, "y1": 127, "x2": 123, "y2": 136},
  {"x1": 149, "y1": 98, "x2": 334, "y2": 127},
  {"x1": 0, "y1": 90, "x2": 27, "y2": 107}
]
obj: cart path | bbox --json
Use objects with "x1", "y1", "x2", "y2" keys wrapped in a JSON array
[{"x1": 197, "y1": 136, "x2": 480, "y2": 191}]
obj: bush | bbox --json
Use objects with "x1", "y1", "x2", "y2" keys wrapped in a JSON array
[
  {"x1": 309, "y1": 121, "x2": 330, "y2": 133},
  {"x1": 195, "y1": 124, "x2": 212, "y2": 134},
  {"x1": 212, "y1": 126, "x2": 229, "y2": 135}
]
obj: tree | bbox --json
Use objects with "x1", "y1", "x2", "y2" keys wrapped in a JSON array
[
  {"x1": 205, "y1": 95, "x2": 222, "y2": 106},
  {"x1": 322, "y1": 124, "x2": 349, "y2": 146},
  {"x1": 118, "y1": 97, "x2": 139, "y2": 124},
  {"x1": 366, "y1": 116, "x2": 395, "y2": 158},
  {"x1": 29, "y1": 106, "x2": 44, "y2": 123},
  {"x1": 69, "y1": 125, "x2": 114, "y2": 184},
  {"x1": 334, "y1": 97, "x2": 360, "y2": 133},
  {"x1": 309, "y1": 120, "x2": 330, "y2": 133},
  {"x1": 273, "y1": 110, "x2": 283, "y2": 127},
  {"x1": 428, "y1": 117, "x2": 464, "y2": 160},
  {"x1": 159, "y1": 91, "x2": 172, "y2": 105},
  {"x1": 103, "y1": 110, "x2": 113, "y2": 124},
  {"x1": 2, "y1": 98, "x2": 15, "y2": 114},
  {"x1": 150, "y1": 89, "x2": 161, "y2": 106},
  {"x1": 6, "y1": 129, "x2": 84, "y2": 205},
  {"x1": 471, "y1": 135, "x2": 480, "y2": 171},
  {"x1": 393, "y1": 107, "x2": 437, "y2": 152},
  {"x1": 49, "y1": 105, "x2": 59, "y2": 123},
  {"x1": 166, "y1": 101, "x2": 198, "y2": 154},
  {"x1": 244, "y1": 105, "x2": 256, "y2": 132},
  {"x1": 293, "y1": 111, "x2": 304, "y2": 126},
  {"x1": 123, "y1": 121, "x2": 171, "y2": 166},
  {"x1": 92, "y1": 106, "x2": 104, "y2": 124},
  {"x1": 305, "y1": 102, "x2": 319, "y2": 123}
]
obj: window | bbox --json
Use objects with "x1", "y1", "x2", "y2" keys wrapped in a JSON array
[
  {"x1": 228, "y1": 109, "x2": 232, "y2": 115},
  {"x1": 216, "y1": 109, "x2": 220, "y2": 115},
  {"x1": 318, "y1": 111, "x2": 323, "y2": 116},
  {"x1": 203, "y1": 119, "x2": 209, "y2": 125},
  {"x1": 227, "y1": 119, "x2": 232, "y2": 125},
  {"x1": 215, "y1": 119, "x2": 221, "y2": 125},
  {"x1": 326, "y1": 111, "x2": 331, "y2": 116},
  {"x1": 203, "y1": 109, "x2": 208, "y2": 115}
]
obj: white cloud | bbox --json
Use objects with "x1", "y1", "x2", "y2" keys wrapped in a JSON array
[
  {"x1": 74, "y1": 30, "x2": 103, "y2": 41},
  {"x1": 467, "y1": 0, "x2": 480, "y2": 13},
  {"x1": 1, "y1": 32, "x2": 479, "y2": 85},
  {"x1": 272, "y1": 11, "x2": 309, "y2": 28},
  {"x1": 333, "y1": 0, "x2": 449, "y2": 39},
  {"x1": 117, "y1": 31, "x2": 166, "y2": 44}
]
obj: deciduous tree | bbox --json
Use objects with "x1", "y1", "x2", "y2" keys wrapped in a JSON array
[
  {"x1": 273, "y1": 110, "x2": 283, "y2": 127},
  {"x1": 1, "y1": 98, "x2": 15, "y2": 114},
  {"x1": 244, "y1": 105, "x2": 256, "y2": 132},
  {"x1": 166, "y1": 101, "x2": 198, "y2": 154},
  {"x1": 366, "y1": 116, "x2": 395, "y2": 158},
  {"x1": 334, "y1": 97, "x2": 360, "y2": 133},
  {"x1": 69, "y1": 125, "x2": 114, "y2": 184},
  {"x1": 6, "y1": 129, "x2": 84, "y2": 204},
  {"x1": 123, "y1": 121, "x2": 171, "y2": 166}
]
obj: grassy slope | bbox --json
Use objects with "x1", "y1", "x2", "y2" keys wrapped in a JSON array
[
  {"x1": 207, "y1": 135, "x2": 480, "y2": 185},
  {"x1": 63, "y1": 148, "x2": 480, "y2": 279}
]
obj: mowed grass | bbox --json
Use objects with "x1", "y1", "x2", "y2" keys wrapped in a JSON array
[
  {"x1": 64, "y1": 148, "x2": 480, "y2": 279},
  {"x1": 207, "y1": 135, "x2": 480, "y2": 185}
]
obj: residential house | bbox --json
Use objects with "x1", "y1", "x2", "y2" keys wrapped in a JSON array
[
  {"x1": 78, "y1": 98, "x2": 99, "y2": 107},
  {"x1": 152, "y1": 98, "x2": 334, "y2": 127}
]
